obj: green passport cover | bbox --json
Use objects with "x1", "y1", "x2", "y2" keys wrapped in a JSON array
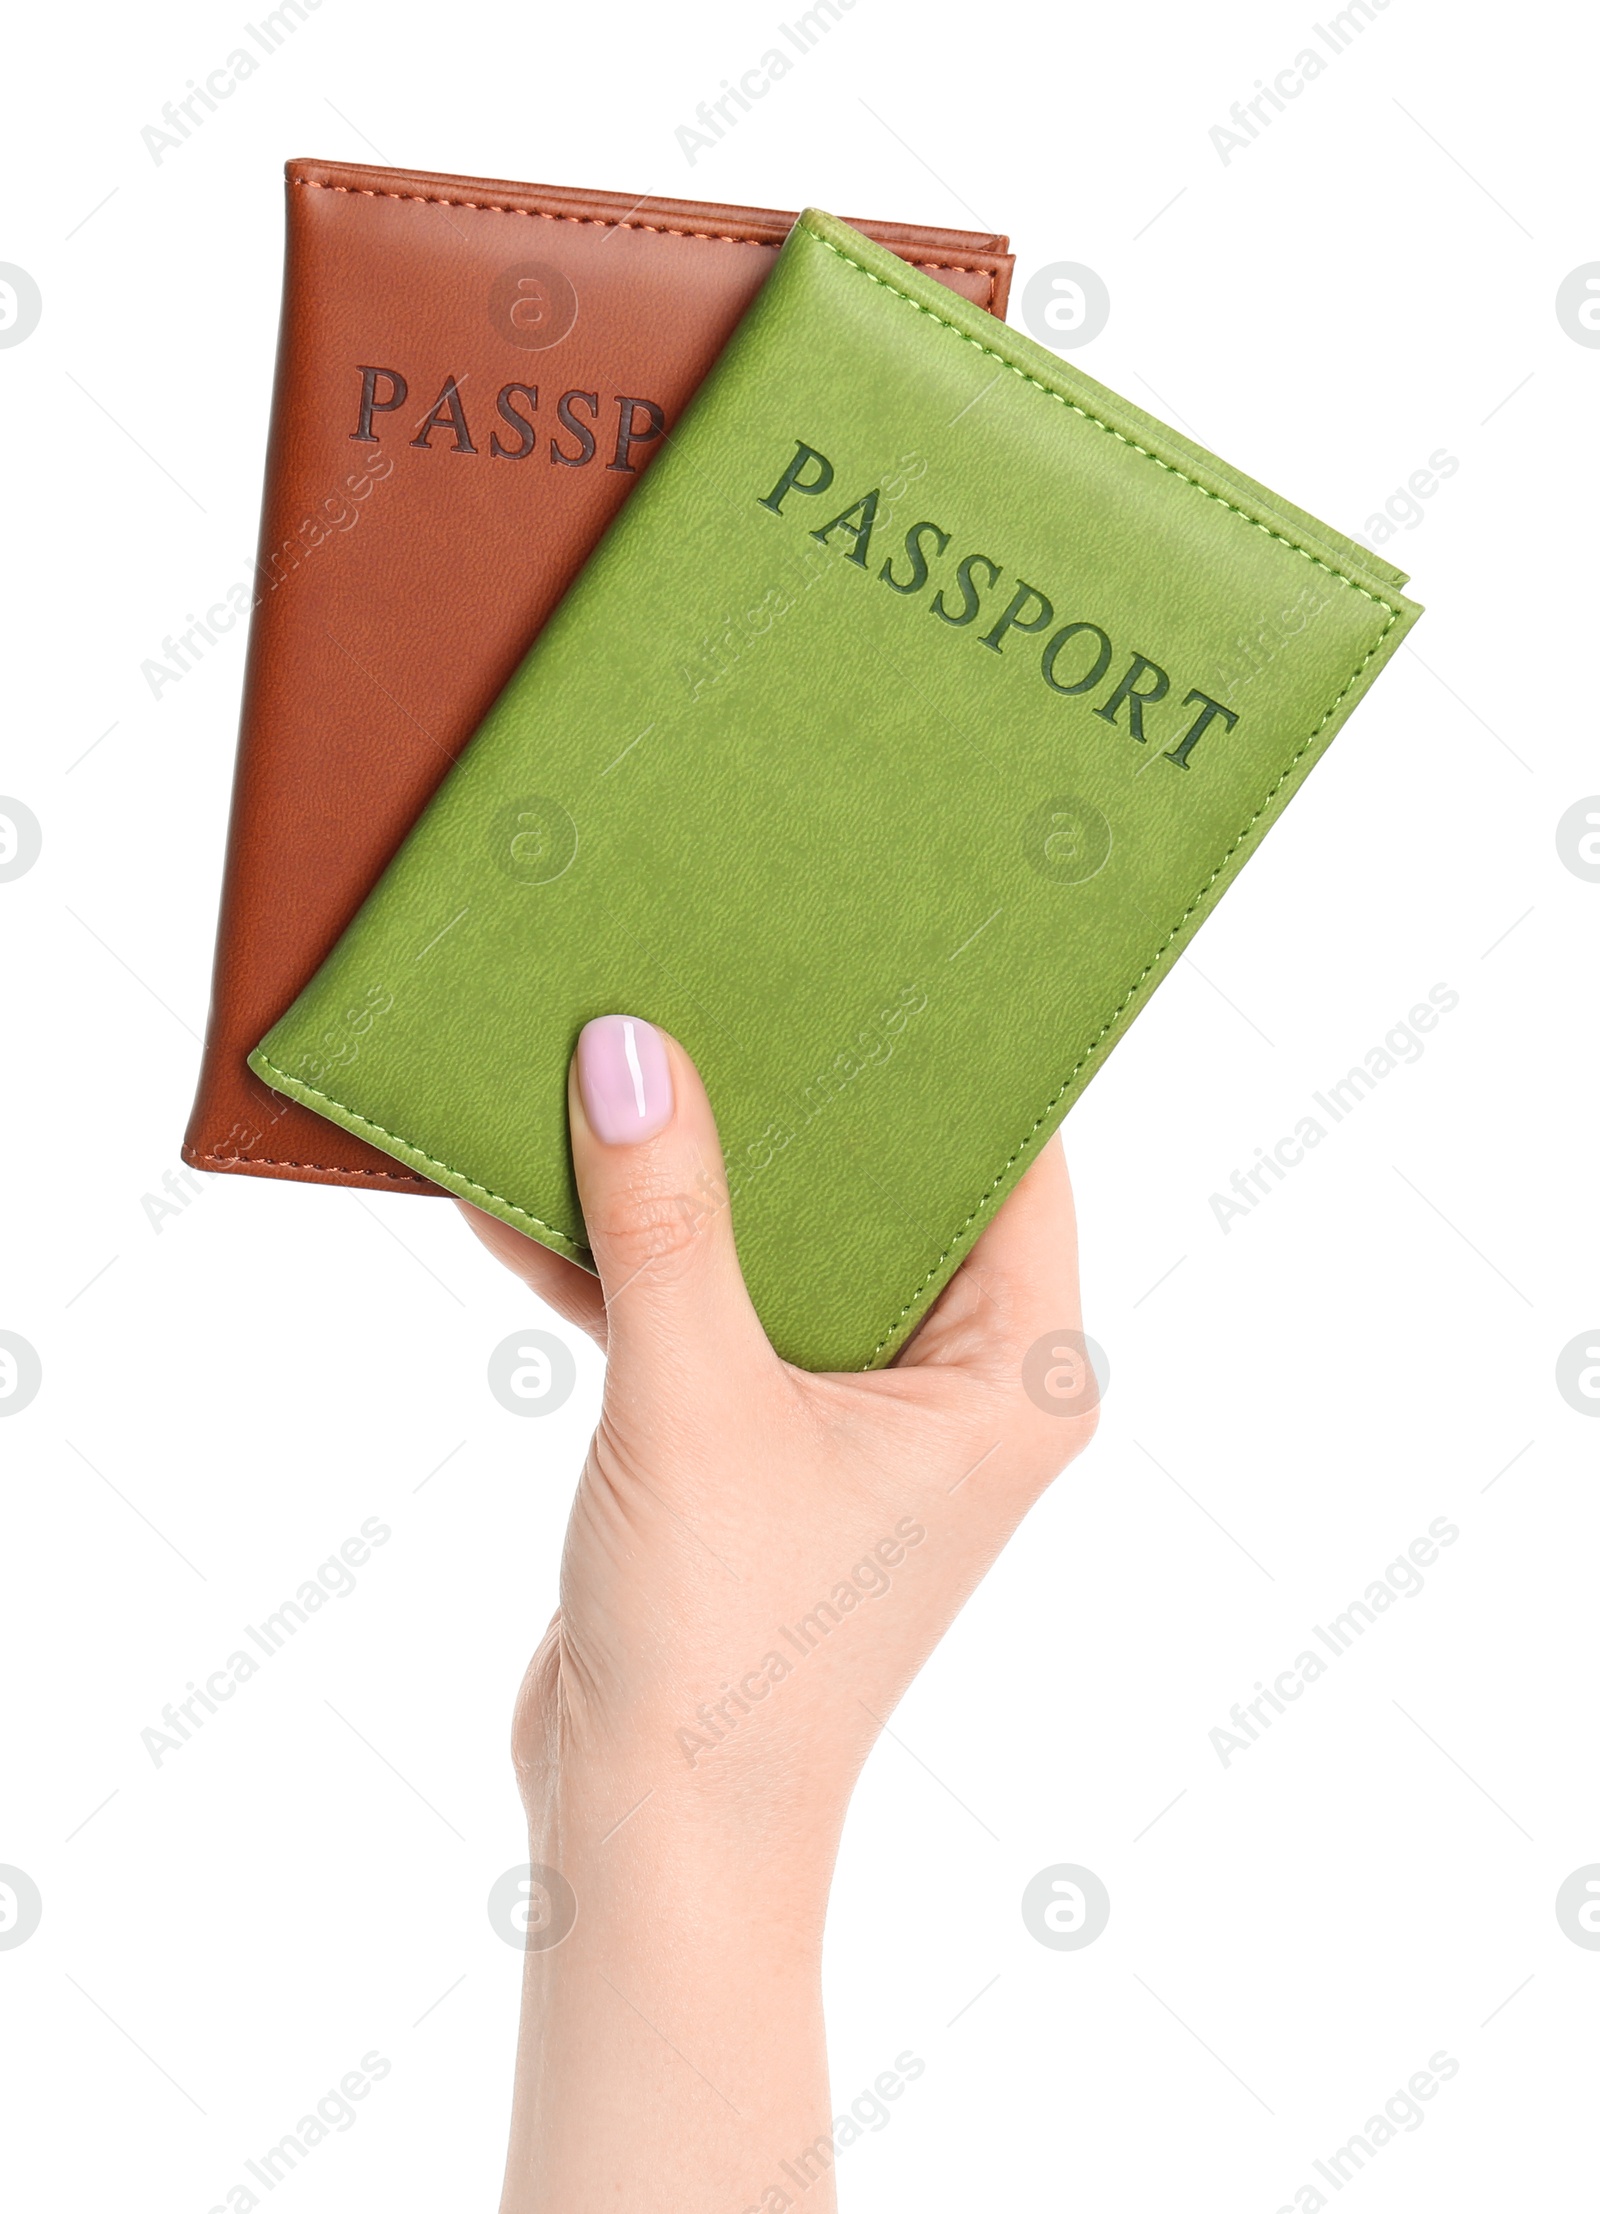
[{"x1": 251, "y1": 208, "x2": 1421, "y2": 1371}]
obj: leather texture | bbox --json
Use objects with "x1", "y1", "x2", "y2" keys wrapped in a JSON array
[
  {"x1": 252, "y1": 208, "x2": 1422, "y2": 1371},
  {"x1": 183, "y1": 160, "x2": 1013, "y2": 1190}
]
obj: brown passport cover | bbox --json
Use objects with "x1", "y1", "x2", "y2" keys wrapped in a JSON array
[{"x1": 183, "y1": 158, "x2": 1014, "y2": 1192}]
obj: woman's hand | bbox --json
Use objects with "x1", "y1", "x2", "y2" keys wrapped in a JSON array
[{"x1": 459, "y1": 1016, "x2": 1096, "y2": 2214}]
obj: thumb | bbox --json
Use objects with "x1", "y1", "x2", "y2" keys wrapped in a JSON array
[{"x1": 568, "y1": 1015, "x2": 767, "y2": 1389}]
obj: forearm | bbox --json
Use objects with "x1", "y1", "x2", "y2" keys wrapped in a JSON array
[{"x1": 499, "y1": 1749, "x2": 838, "y2": 2214}]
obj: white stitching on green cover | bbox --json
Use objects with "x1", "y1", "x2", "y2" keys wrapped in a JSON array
[
  {"x1": 265, "y1": 222, "x2": 1409, "y2": 1368},
  {"x1": 788, "y1": 223, "x2": 1405, "y2": 1361},
  {"x1": 799, "y1": 222, "x2": 1405, "y2": 621},
  {"x1": 862, "y1": 623, "x2": 1394, "y2": 1360},
  {"x1": 250, "y1": 1058, "x2": 592, "y2": 1261}
]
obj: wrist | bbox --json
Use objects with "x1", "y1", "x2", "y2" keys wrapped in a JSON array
[
  {"x1": 513, "y1": 1650, "x2": 855, "y2": 1914},
  {"x1": 526, "y1": 1740, "x2": 840, "y2": 1949},
  {"x1": 498, "y1": 1739, "x2": 837, "y2": 2214}
]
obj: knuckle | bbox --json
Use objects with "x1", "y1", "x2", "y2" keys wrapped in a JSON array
[{"x1": 591, "y1": 1171, "x2": 721, "y2": 1274}]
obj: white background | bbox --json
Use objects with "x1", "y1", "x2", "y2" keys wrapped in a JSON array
[{"x1": 2, "y1": 1, "x2": 1595, "y2": 2207}]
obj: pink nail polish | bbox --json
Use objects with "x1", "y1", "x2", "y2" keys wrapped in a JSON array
[{"x1": 577, "y1": 1015, "x2": 673, "y2": 1145}]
